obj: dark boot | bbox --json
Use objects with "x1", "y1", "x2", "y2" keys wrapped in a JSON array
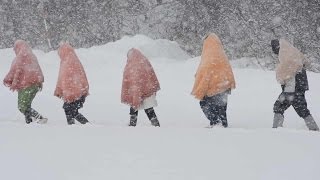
[
  {"x1": 129, "y1": 115, "x2": 137, "y2": 126},
  {"x1": 150, "y1": 117, "x2": 160, "y2": 127},
  {"x1": 28, "y1": 108, "x2": 48, "y2": 124},
  {"x1": 209, "y1": 120, "x2": 219, "y2": 126},
  {"x1": 75, "y1": 113, "x2": 89, "y2": 124},
  {"x1": 221, "y1": 120, "x2": 228, "y2": 128},
  {"x1": 25, "y1": 116, "x2": 33, "y2": 124},
  {"x1": 24, "y1": 108, "x2": 33, "y2": 124},
  {"x1": 67, "y1": 116, "x2": 75, "y2": 125},
  {"x1": 25, "y1": 114, "x2": 33, "y2": 124},
  {"x1": 304, "y1": 115, "x2": 319, "y2": 131}
]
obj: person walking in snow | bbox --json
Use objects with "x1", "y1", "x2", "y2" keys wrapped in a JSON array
[
  {"x1": 271, "y1": 39, "x2": 319, "y2": 131},
  {"x1": 54, "y1": 42, "x2": 90, "y2": 125},
  {"x1": 191, "y1": 33, "x2": 236, "y2": 128},
  {"x1": 121, "y1": 48, "x2": 161, "y2": 127},
  {"x1": 3, "y1": 40, "x2": 47, "y2": 124}
]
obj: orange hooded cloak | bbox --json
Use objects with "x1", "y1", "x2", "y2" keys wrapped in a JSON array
[
  {"x1": 191, "y1": 33, "x2": 235, "y2": 100},
  {"x1": 3, "y1": 40, "x2": 44, "y2": 91},
  {"x1": 54, "y1": 43, "x2": 89, "y2": 102},
  {"x1": 121, "y1": 48, "x2": 160, "y2": 109}
]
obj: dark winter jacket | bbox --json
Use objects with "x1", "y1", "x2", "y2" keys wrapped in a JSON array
[{"x1": 281, "y1": 68, "x2": 309, "y2": 93}]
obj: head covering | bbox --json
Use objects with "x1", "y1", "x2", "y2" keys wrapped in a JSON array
[
  {"x1": 3, "y1": 40, "x2": 44, "y2": 91},
  {"x1": 191, "y1": 33, "x2": 235, "y2": 100},
  {"x1": 54, "y1": 42, "x2": 89, "y2": 102},
  {"x1": 275, "y1": 39, "x2": 306, "y2": 84},
  {"x1": 121, "y1": 48, "x2": 160, "y2": 109}
]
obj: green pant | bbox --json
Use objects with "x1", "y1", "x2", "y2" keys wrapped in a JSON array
[{"x1": 18, "y1": 85, "x2": 40, "y2": 114}]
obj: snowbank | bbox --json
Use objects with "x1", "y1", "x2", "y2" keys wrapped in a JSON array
[
  {"x1": 139, "y1": 39, "x2": 190, "y2": 60},
  {"x1": 76, "y1": 35, "x2": 190, "y2": 63}
]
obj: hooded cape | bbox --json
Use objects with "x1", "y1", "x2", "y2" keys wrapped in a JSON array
[
  {"x1": 191, "y1": 33, "x2": 235, "y2": 100},
  {"x1": 54, "y1": 43, "x2": 89, "y2": 102},
  {"x1": 121, "y1": 48, "x2": 160, "y2": 109},
  {"x1": 3, "y1": 40, "x2": 44, "y2": 91},
  {"x1": 276, "y1": 39, "x2": 306, "y2": 85}
]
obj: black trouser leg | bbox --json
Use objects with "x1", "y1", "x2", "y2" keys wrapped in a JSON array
[
  {"x1": 130, "y1": 107, "x2": 138, "y2": 116},
  {"x1": 64, "y1": 106, "x2": 76, "y2": 125},
  {"x1": 74, "y1": 113, "x2": 89, "y2": 124},
  {"x1": 292, "y1": 94, "x2": 310, "y2": 118},
  {"x1": 273, "y1": 93, "x2": 291, "y2": 127},
  {"x1": 200, "y1": 99, "x2": 218, "y2": 125},
  {"x1": 273, "y1": 93, "x2": 311, "y2": 125},
  {"x1": 218, "y1": 105, "x2": 228, "y2": 127},
  {"x1": 63, "y1": 96, "x2": 88, "y2": 125},
  {"x1": 145, "y1": 108, "x2": 157, "y2": 120},
  {"x1": 145, "y1": 108, "x2": 160, "y2": 127},
  {"x1": 63, "y1": 102, "x2": 79, "y2": 125},
  {"x1": 65, "y1": 108, "x2": 88, "y2": 124},
  {"x1": 129, "y1": 107, "x2": 138, "y2": 126},
  {"x1": 273, "y1": 93, "x2": 291, "y2": 115}
]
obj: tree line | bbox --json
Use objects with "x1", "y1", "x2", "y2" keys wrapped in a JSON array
[{"x1": 0, "y1": 0, "x2": 319, "y2": 68}]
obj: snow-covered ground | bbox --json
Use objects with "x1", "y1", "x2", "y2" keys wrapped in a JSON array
[{"x1": 0, "y1": 35, "x2": 319, "y2": 180}]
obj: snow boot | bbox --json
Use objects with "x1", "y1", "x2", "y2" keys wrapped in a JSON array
[
  {"x1": 67, "y1": 117, "x2": 75, "y2": 125},
  {"x1": 273, "y1": 113, "x2": 284, "y2": 128},
  {"x1": 129, "y1": 115, "x2": 137, "y2": 127},
  {"x1": 210, "y1": 120, "x2": 215, "y2": 126},
  {"x1": 221, "y1": 119, "x2": 228, "y2": 128},
  {"x1": 207, "y1": 121, "x2": 217, "y2": 128},
  {"x1": 75, "y1": 113, "x2": 89, "y2": 124},
  {"x1": 209, "y1": 120, "x2": 218, "y2": 127},
  {"x1": 150, "y1": 117, "x2": 160, "y2": 127},
  {"x1": 24, "y1": 114, "x2": 33, "y2": 124},
  {"x1": 221, "y1": 121, "x2": 228, "y2": 128},
  {"x1": 29, "y1": 108, "x2": 48, "y2": 124},
  {"x1": 303, "y1": 115, "x2": 319, "y2": 131},
  {"x1": 23, "y1": 108, "x2": 33, "y2": 124}
]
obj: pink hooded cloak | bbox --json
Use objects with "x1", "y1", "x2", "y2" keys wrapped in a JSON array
[
  {"x1": 3, "y1": 40, "x2": 44, "y2": 91},
  {"x1": 121, "y1": 48, "x2": 160, "y2": 109},
  {"x1": 276, "y1": 39, "x2": 306, "y2": 85},
  {"x1": 54, "y1": 43, "x2": 89, "y2": 103}
]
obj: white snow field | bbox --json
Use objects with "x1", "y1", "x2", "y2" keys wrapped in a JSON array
[{"x1": 0, "y1": 35, "x2": 319, "y2": 180}]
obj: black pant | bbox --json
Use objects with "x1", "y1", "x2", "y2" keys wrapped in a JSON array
[
  {"x1": 199, "y1": 93, "x2": 228, "y2": 126},
  {"x1": 63, "y1": 96, "x2": 87, "y2": 124},
  {"x1": 273, "y1": 92, "x2": 310, "y2": 118},
  {"x1": 130, "y1": 107, "x2": 157, "y2": 120}
]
